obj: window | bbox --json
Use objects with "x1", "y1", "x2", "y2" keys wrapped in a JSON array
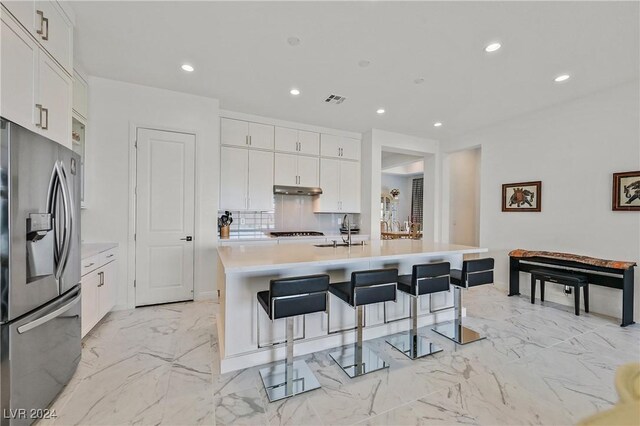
[{"x1": 411, "y1": 178, "x2": 423, "y2": 225}]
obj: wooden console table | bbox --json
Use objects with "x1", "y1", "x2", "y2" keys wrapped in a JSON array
[{"x1": 509, "y1": 249, "x2": 636, "y2": 327}]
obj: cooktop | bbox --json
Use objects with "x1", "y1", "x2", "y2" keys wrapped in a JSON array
[{"x1": 269, "y1": 231, "x2": 325, "y2": 237}]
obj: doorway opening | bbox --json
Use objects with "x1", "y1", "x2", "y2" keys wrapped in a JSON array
[{"x1": 380, "y1": 150, "x2": 425, "y2": 239}]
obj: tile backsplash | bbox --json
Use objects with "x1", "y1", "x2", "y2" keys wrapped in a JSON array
[{"x1": 218, "y1": 195, "x2": 361, "y2": 237}]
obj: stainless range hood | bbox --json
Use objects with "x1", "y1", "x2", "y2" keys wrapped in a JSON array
[{"x1": 273, "y1": 185, "x2": 323, "y2": 196}]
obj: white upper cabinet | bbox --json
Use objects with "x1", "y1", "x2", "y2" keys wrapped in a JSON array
[
  {"x1": 247, "y1": 149, "x2": 274, "y2": 211},
  {"x1": 33, "y1": 1, "x2": 72, "y2": 73},
  {"x1": 0, "y1": 10, "x2": 37, "y2": 132},
  {"x1": 314, "y1": 158, "x2": 360, "y2": 213},
  {"x1": 220, "y1": 146, "x2": 249, "y2": 210},
  {"x1": 221, "y1": 118, "x2": 249, "y2": 147},
  {"x1": 275, "y1": 126, "x2": 319, "y2": 155},
  {"x1": 274, "y1": 153, "x2": 298, "y2": 186},
  {"x1": 248, "y1": 122, "x2": 274, "y2": 150},
  {"x1": 38, "y1": 52, "x2": 72, "y2": 149},
  {"x1": 314, "y1": 158, "x2": 341, "y2": 212},
  {"x1": 297, "y1": 155, "x2": 319, "y2": 187},
  {"x1": 221, "y1": 118, "x2": 274, "y2": 150},
  {"x1": 274, "y1": 153, "x2": 318, "y2": 188},
  {"x1": 298, "y1": 131, "x2": 320, "y2": 156},
  {"x1": 4, "y1": 1, "x2": 72, "y2": 74},
  {"x1": 72, "y1": 69, "x2": 88, "y2": 119},
  {"x1": 320, "y1": 134, "x2": 360, "y2": 161},
  {"x1": 339, "y1": 160, "x2": 361, "y2": 213},
  {"x1": 220, "y1": 146, "x2": 274, "y2": 211}
]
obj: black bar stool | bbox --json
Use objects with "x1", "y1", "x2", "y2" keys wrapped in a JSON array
[
  {"x1": 432, "y1": 258, "x2": 494, "y2": 345},
  {"x1": 386, "y1": 262, "x2": 450, "y2": 359},
  {"x1": 257, "y1": 274, "x2": 330, "y2": 402},
  {"x1": 328, "y1": 268, "x2": 398, "y2": 378}
]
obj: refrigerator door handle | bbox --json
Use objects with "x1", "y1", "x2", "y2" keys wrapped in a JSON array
[
  {"x1": 16, "y1": 290, "x2": 80, "y2": 334},
  {"x1": 55, "y1": 161, "x2": 73, "y2": 281}
]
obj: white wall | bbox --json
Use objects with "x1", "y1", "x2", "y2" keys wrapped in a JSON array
[
  {"x1": 445, "y1": 81, "x2": 640, "y2": 321},
  {"x1": 83, "y1": 77, "x2": 220, "y2": 309},
  {"x1": 363, "y1": 129, "x2": 440, "y2": 240},
  {"x1": 447, "y1": 148, "x2": 480, "y2": 246}
]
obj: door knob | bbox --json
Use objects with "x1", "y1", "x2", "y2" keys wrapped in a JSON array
[{"x1": 180, "y1": 236, "x2": 193, "y2": 241}]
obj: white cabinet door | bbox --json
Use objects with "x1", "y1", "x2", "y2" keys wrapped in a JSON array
[
  {"x1": 38, "y1": 53, "x2": 72, "y2": 148},
  {"x1": 340, "y1": 160, "x2": 361, "y2": 213},
  {"x1": 98, "y1": 260, "x2": 117, "y2": 318},
  {"x1": 298, "y1": 130, "x2": 320, "y2": 156},
  {"x1": 297, "y1": 155, "x2": 319, "y2": 188},
  {"x1": 220, "y1": 146, "x2": 248, "y2": 210},
  {"x1": 2, "y1": 2, "x2": 35, "y2": 36},
  {"x1": 34, "y1": 1, "x2": 72, "y2": 73},
  {"x1": 320, "y1": 133, "x2": 341, "y2": 158},
  {"x1": 340, "y1": 137, "x2": 361, "y2": 161},
  {"x1": 72, "y1": 69, "x2": 88, "y2": 119},
  {"x1": 248, "y1": 122, "x2": 274, "y2": 150},
  {"x1": 314, "y1": 158, "x2": 341, "y2": 212},
  {"x1": 81, "y1": 271, "x2": 99, "y2": 337},
  {"x1": 0, "y1": 12, "x2": 37, "y2": 132},
  {"x1": 274, "y1": 153, "x2": 297, "y2": 186},
  {"x1": 221, "y1": 118, "x2": 249, "y2": 147},
  {"x1": 274, "y1": 126, "x2": 298, "y2": 153},
  {"x1": 247, "y1": 150, "x2": 274, "y2": 211}
]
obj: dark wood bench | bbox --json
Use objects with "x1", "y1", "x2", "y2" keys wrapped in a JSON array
[{"x1": 530, "y1": 269, "x2": 589, "y2": 316}]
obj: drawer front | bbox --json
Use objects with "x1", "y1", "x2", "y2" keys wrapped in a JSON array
[
  {"x1": 81, "y1": 253, "x2": 101, "y2": 276},
  {"x1": 101, "y1": 247, "x2": 118, "y2": 264}
]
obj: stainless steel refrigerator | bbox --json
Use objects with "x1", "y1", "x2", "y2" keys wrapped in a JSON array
[{"x1": 0, "y1": 118, "x2": 81, "y2": 425}]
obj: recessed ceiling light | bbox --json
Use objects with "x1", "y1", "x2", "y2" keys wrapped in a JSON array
[
  {"x1": 358, "y1": 60, "x2": 371, "y2": 68},
  {"x1": 287, "y1": 36, "x2": 301, "y2": 46},
  {"x1": 376, "y1": 108, "x2": 385, "y2": 115},
  {"x1": 181, "y1": 64, "x2": 194, "y2": 72},
  {"x1": 484, "y1": 42, "x2": 501, "y2": 53},
  {"x1": 414, "y1": 78, "x2": 425, "y2": 85},
  {"x1": 433, "y1": 122, "x2": 442, "y2": 127},
  {"x1": 554, "y1": 74, "x2": 571, "y2": 83},
  {"x1": 290, "y1": 88, "x2": 300, "y2": 96}
]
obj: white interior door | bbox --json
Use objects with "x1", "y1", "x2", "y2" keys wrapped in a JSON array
[{"x1": 135, "y1": 128, "x2": 195, "y2": 306}]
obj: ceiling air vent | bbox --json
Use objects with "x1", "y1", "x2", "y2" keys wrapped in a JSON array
[{"x1": 325, "y1": 94, "x2": 347, "y2": 104}]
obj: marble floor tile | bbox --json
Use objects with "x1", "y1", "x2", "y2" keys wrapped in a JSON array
[
  {"x1": 45, "y1": 288, "x2": 640, "y2": 426},
  {"x1": 214, "y1": 387, "x2": 268, "y2": 426}
]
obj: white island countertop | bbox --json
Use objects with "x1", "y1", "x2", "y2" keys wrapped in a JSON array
[{"x1": 217, "y1": 239, "x2": 487, "y2": 273}]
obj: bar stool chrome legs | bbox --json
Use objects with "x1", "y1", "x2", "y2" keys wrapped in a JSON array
[
  {"x1": 386, "y1": 262, "x2": 449, "y2": 359},
  {"x1": 257, "y1": 274, "x2": 330, "y2": 402},
  {"x1": 259, "y1": 317, "x2": 320, "y2": 402},
  {"x1": 432, "y1": 258, "x2": 495, "y2": 345},
  {"x1": 328, "y1": 268, "x2": 398, "y2": 378}
]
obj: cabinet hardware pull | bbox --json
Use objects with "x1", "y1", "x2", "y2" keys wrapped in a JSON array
[
  {"x1": 35, "y1": 104, "x2": 43, "y2": 128},
  {"x1": 106, "y1": 254, "x2": 114, "y2": 258},
  {"x1": 36, "y1": 10, "x2": 45, "y2": 36},
  {"x1": 42, "y1": 16, "x2": 49, "y2": 40},
  {"x1": 84, "y1": 262, "x2": 95, "y2": 268},
  {"x1": 245, "y1": 135, "x2": 249, "y2": 145},
  {"x1": 249, "y1": 135, "x2": 252, "y2": 146},
  {"x1": 41, "y1": 107, "x2": 48, "y2": 130},
  {"x1": 97, "y1": 271, "x2": 104, "y2": 287}
]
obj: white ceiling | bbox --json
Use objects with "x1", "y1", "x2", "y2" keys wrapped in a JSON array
[{"x1": 70, "y1": 1, "x2": 639, "y2": 139}]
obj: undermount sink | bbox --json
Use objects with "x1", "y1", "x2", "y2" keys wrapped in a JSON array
[{"x1": 314, "y1": 241, "x2": 366, "y2": 248}]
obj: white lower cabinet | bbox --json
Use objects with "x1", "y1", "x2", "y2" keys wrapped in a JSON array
[{"x1": 81, "y1": 248, "x2": 118, "y2": 337}]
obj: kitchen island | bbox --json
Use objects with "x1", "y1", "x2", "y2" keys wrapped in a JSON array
[{"x1": 216, "y1": 239, "x2": 487, "y2": 373}]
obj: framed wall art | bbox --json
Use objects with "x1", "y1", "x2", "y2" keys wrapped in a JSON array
[
  {"x1": 502, "y1": 181, "x2": 542, "y2": 212},
  {"x1": 612, "y1": 171, "x2": 640, "y2": 211}
]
